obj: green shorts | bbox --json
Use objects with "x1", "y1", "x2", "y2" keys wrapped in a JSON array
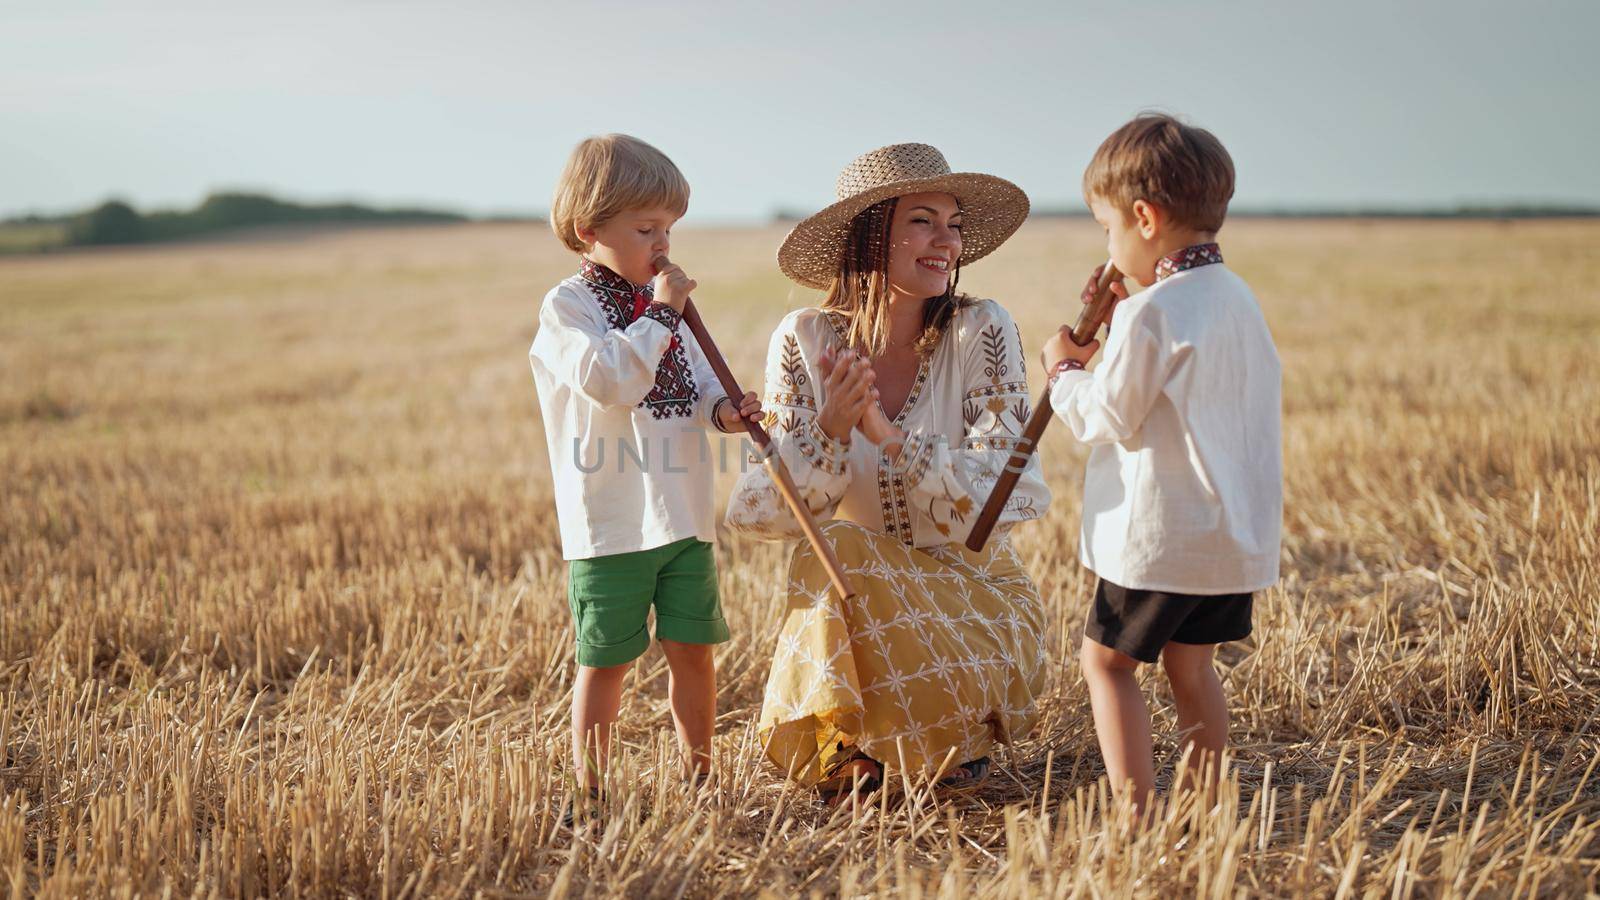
[{"x1": 566, "y1": 537, "x2": 730, "y2": 668}]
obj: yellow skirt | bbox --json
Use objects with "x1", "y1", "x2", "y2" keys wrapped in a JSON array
[{"x1": 759, "y1": 521, "x2": 1048, "y2": 786}]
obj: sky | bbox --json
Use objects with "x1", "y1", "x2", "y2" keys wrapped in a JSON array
[{"x1": 3, "y1": 0, "x2": 1597, "y2": 222}]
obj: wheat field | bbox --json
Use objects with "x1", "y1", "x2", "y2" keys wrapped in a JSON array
[{"x1": 2, "y1": 218, "x2": 1597, "y2": 897}]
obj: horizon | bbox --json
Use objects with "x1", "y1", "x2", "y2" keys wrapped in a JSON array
[{"x1": 9, "y1": 190, "x2": 1600, "y2": 229}]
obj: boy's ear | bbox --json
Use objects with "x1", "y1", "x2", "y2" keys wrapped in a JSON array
[
  {"x1": 1131, "y1": 199, "x2": 1161, "y2": 239},
  {"x1": 574, "y1": 222, "x2": 596, "y2": 249}
]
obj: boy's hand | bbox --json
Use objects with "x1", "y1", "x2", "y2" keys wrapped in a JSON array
[
  {"x1": 717, "y1": 391, "x2": 762, "y2": 432},
  {"x1": 1081, "y1": 263, "x2": 1131, "y2": 326},
  {"x1": 1041, "y1": 326, "x2": 1098, "y2": 372},
  {"x1": 651, "y1": 263, "x2": 696, "y2": 314},
  {"x1": 1039, "y1": 264, "x2": 1131, "y2": 372}
]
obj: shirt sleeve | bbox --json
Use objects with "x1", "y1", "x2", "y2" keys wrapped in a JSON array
[
  {"x1": 891, "y1": 301, "x2": 1051, "y2": 543},
  {"x1": 724, "y1": 315, "x2": 853, "y2": 541},
  {"x1": 1048, "y1": 299, "x2": 1176, "y2": 445},
  {"x1": 682, "y1": 327, "x2": 734, "y2": 433},
  {"x1": 528, "y1": 284, "x2": 679, "y2": 411}
]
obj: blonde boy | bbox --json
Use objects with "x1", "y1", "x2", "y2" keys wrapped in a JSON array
[
  {"x1": 1040, "y1": 114, "x2": 1283, "y2": 813},
  {"x1": 529, "y1": 135, "x2": 760, "y2": 817}
]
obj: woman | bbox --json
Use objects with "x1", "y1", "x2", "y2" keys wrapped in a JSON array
[{"x1": 726, "y1": 143, "x2": 1051, "y2": 800}]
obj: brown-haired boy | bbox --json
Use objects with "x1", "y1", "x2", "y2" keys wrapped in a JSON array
[
  {"x1": 530, "y1": 134, "x2": 760, "y2": 822},
  {"x1": 1040, "y1": 113, "x2": 1283, "y2": 814}
]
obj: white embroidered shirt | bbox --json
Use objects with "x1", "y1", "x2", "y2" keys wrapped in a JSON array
[
  {"x1": 529, "y1": 261, "x2": 731, "y2": 560},
  {"x1": 1049, "y1": 252, "x2": 1283, "y2": 593}
]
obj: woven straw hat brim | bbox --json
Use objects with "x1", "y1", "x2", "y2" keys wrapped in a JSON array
[{"x1": 777, "y1": 171, "x2": 1030, "y2": 290}]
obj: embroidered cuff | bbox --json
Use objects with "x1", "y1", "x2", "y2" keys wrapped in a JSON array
[
  {"x1": 1047, "y1": 364, "x2": 1093, "y2": 412},
  {"x1": 1046, "y1": 358, "x2": 1086, "y2": 389},
  {"x1": 796, "y1": 418, "x2": 849, "y2": 475},
  {"x1": 710, "y1": 395, "x2": 734, "y2": 433},
  {"x1": 883, "y1": 430, "x2": 937, "y2": 488},
  {"x1": 639, "y1": 302, "x2": 682, "y2": 332}
]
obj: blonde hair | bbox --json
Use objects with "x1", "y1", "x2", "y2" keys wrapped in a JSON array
[
  {"x1": 551, "y1": 134, "x2": 690, "y2": 254},
  {"x1": 1082, "y1": 113, "x2": 1235, "y2": 233},
  {"x1": 820, "y1": 198, "x2": 973, "y2": 359}
]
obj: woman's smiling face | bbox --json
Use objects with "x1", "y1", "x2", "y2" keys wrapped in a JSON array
[{"x1": 885, "y1": 191, "x2": 962, "y2": 300}]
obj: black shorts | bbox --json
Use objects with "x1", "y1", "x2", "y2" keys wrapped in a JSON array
[{"x1": 1084, "y1": 579, "x2": 1253, "y2": 664}]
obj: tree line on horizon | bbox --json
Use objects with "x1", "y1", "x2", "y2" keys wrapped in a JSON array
[
  {"x1": 5, "y1": 191, "x2": 1594, "y2": 254},
  {"x1": 9, "y1": 193, "x2": 477, "y2": 249}
]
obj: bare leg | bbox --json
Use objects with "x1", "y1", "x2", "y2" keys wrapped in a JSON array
[
  {"x1": 1080, "y1": 636, "x2": 1156, "y2": 818},
  {"x1": 659, "y1": 639, "x2": 716, "y2": 780},
  {"x1": 1162, "y1": 641, "x2": 1228, "y2": 802},
  {"x1": 572, "y1": 662, "x2": 631, "y2": 790}
]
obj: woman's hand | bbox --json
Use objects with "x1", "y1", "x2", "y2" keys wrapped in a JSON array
[
  {"x1": 858, "y1": 395, "x2": 905, "y2": 459},
  {"x1": 815, "y1": 346, "x2": 874, "y2": 443}
]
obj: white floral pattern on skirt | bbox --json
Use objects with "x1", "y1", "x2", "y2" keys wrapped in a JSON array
[{"x1": 759, "y1": 520, "x2": 1047, "y2": 785}]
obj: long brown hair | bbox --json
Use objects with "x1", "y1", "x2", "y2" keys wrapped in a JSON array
[{"x1": 819, "y1": 197, "x2": 973, "y2": 358}]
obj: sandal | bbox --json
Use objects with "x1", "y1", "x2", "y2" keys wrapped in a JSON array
[
  {"x1": 936, "y1": 756, "x2": 991, "y2": 792},
  {"x1": 560, "y1": 786, "x2": 605, "y2": 829},
  {"x1": 817, "y1": 751, "x2": 883, "y2": 807}
]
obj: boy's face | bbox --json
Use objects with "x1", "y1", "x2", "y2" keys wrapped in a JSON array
[
  {"x1": 1088, "y1": 195, "x2": 1164, "y2": 288},
  {"x1": 579, "y1": 206, "x2": 680, "y2": 286}
]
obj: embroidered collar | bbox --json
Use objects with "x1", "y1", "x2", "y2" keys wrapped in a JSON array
[
  {"x1": 1154, "y1": 243, "x2": 1223, "y2": 282},
  {"x1": 578, "y1": 257, "x2": 658, "y2": 333},
  {"x1": 579, "y1": 258, "x2": 651, "y2": 298},
  {"x1": 575, "y1": 257, "x2": 698, "y2": 420}
]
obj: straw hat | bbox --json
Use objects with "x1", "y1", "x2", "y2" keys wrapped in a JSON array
[{"x1": 777, "y1": 143, "x2": 1030, "y2": 290}]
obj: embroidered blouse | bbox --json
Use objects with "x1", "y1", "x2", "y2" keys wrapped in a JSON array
[
  {"x1": 528, "y1": 261, "x2": 732, "y2": 560},
  {"x1": 726, "y1": 298, "x2": 1050, "y2": 549}
]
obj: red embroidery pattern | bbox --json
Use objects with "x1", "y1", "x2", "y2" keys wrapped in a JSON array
[
  {"x1": 578, "y1": 259, "x2": 698, "y2": 419},
  {"x1": 1046, "y1": 358, "x2": 1086, "y2": 388},
  {"x1": 1154, "y1": 243, "x2": 1223, "y2": 282}
]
